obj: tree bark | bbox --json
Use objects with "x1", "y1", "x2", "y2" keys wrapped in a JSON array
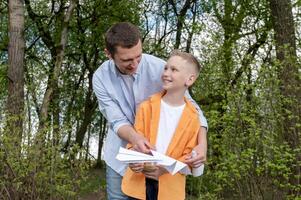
[
  {"x1": 269, "y1": 0, "x2": 301, "y2": 195},
  {"x1": 7, "y1": 0, "x2": 25, "y2": 146},
  {"x1": 75, "y1": 72, "x2": 97, "y2": 148},
  {"x1": 169, "y1": 0, "x2": 196, "y2": 49},
  {"x1": 96, "y1": 115, "x2": 107, "y2": 169},
  {"x1": 6, "y1": 1, "x2": 25, "y2": 198},
  {"x1": 185, "y1": 2, "x2": 197, "y2": 53}
]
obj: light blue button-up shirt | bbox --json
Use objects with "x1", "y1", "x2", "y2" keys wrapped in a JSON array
[{"x1": 92, "y1": 54, "x2": 207, "y2": 175}]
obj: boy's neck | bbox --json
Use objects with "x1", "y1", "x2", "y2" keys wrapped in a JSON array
[{"x1": 162, "y1": 89, "x2": 186, "y2": 106}]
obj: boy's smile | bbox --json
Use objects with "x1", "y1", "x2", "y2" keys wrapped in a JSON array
[{"x1": 161, "y1": 56, "x2": 192, "y2": 91}]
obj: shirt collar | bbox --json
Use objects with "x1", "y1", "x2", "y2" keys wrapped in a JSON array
[{"x1": 150, "y1": 91, "x2": 198, "y2": 114}]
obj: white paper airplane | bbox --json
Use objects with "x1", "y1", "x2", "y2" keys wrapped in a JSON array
[
  {"x1": 115, "y1": 147, "x2": 162, "y2": 163},
  {"x1": 116, "y1": 147, "x2": 204, "y2": 176}
]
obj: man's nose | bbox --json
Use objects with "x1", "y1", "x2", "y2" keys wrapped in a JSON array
[{"x1": 131, "y1": 59, "x2": 139, "y2": 67}]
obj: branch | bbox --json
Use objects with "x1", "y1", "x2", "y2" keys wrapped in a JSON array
[
  {"x1": 24, "y1": 0, "x2": 56, "y2": 57},
  {"x1": 39, "y1": 0, "x2": 77, "y2": 127},
  {"x1": 231, "y1": 32, "x2": 268, "y2": 87},
  {"x1": 26, "y1": 36, "x2": 40, "y2": 51}
]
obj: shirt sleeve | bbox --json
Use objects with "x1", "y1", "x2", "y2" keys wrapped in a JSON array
[
  {"x1": 93, "y1": 72, "x2": 131, "y2": 134},
  {"x1": 184, "y1": 90, "x2": 208, "y2": 129}
]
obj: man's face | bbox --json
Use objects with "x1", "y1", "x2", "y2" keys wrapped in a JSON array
[{"x1": 108, "y1": 40, "x2": 142, "y2": 75}]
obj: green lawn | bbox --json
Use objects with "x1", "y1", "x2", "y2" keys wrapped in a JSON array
[{"x1": 79, "y1": 167, "x2": 106, "y2": 199}]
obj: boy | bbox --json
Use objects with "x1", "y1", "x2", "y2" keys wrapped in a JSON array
[{"x1": 121, "y1": 50, "x2": 207, "y2": 200}]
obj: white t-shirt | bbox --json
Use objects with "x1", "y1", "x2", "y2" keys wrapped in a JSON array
[{"x1": 156, "y1": 100, "x2": 186, "y2": 154}]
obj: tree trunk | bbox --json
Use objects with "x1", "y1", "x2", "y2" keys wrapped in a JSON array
[
  {"x1": 6, "y1": 0, "x2": 25, "y2": 198},
  {"x1": 95, "y1": 115, "x2": 107, "y2": 169},
  {"x1": 269, "y1": 0, "x2": 301, "y2": 195},
  {"x1": 185, "y1": 2, "x2": 197, "y2": 53},
  {"x1": 75, "y1": 72, "x2": 97, "y2": 148},
  {"x1": 7, "y1": 0, "x2": 25, "y2": 146},
  {"x1": 169, "y1": 0, "x2": 195, "y2": 49},
  {"x1": 52, "y1": 83, "x2": 60, "y2": 146},
  {"x1": 85, "y1": 124, "x2": 91, "y2": 161}
]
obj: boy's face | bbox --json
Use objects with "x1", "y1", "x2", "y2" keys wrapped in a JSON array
[
  {"x1": 161, "y1": 56, "x2": 196, "y2": 91},
  {"x1": 105, "y1": 40, "x2": 142, "y2": 75}
]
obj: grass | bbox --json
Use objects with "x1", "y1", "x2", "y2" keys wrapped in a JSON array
[{"x1": 79, "y1": 167, "x2": 106, "y2": 197}]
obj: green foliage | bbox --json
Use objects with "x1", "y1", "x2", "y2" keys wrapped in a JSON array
[
  {"x1": 1, "y1": 0, "x2": 301, "y2": 199},
  {"x1": 0, "y1": 0, "x2": 8, "y2": 55},
  {"x1": 0, "y1": 64, "x2": 7, "y2": 99},
  {"x1": 0, "y1": 126, "x2": 89, "y2": 199},
  {"x1": 185, "y1": 0, "x2": 301, "y2": 197}
]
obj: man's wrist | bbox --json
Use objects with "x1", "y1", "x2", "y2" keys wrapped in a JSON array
[
  {"x1": 117, "y1": 124, "x2": 138, "y2": 144},
  {"x1": 128, "y1": 131, "x2": 138, "y2": 144}
]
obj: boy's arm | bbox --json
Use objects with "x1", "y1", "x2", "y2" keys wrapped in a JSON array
[
  {"x1": 184, "y1": 91, "x2": 208, "y2": 167},
  {"x1": 185, "y1": 127, "x2": 207, "y2": 168}
]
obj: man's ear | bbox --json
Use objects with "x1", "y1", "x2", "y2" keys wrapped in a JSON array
[{"x1": 104, "y1": 48, "x2": 113, "y2": 59}]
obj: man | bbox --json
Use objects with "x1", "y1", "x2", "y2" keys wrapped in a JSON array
[{"x1": 92, "y1": 22, "x2": 207, "y2": 200}]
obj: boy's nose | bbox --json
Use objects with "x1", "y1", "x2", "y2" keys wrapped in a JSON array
[{"x1": 163, "y1": 69, "x2": 170, "y2": 76}]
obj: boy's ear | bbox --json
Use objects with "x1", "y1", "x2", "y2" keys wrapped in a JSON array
[
  {"x1": 185, "y1": 74, "x2": 196, "y2": 87},
  {"x1": 104, "y1": 48, "x2": 113, "y2": 59}
]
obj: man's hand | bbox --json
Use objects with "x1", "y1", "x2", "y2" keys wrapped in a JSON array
[
  {"x1": 185, "y1": 144, "x2": 207, "y2": 168},
  {"x1": 129, "y1": 163, "x2": 144, "y2": 173},
  {"x1": 130, "y1": 132, "x2": 153, "y2": 154},
  {"x1": 117, "y1": 125, "x2": 154, "y2": 154},
  {"x1": 143, "y1": 165, "x2": 168, "y2": 180}
]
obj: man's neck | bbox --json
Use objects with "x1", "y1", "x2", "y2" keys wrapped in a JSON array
[
  {"x1": 162, "y1": 89, "x2": 186, "y2": 106},
  {"x1": 115, "y1": 64, "x2": 126, "y2": 75}
]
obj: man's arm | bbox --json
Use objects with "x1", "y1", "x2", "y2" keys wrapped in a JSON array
[
  {"x1": 93, "y1": 71, "x2": 151, "y2": 153},
  {"x1": 117, "y1": 124, "x2": 152, "y2": 153},
  {"x1": 184, "y1": 90, "x2": 208, "y2": 129}
]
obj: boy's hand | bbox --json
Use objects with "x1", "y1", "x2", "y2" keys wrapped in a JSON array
[
  {"x1": 129, "y1": 163, "x2": 144, "y2": 173},
  {"x1": 185, "y1": 144, "x2": 206, "y2": 168},
  {"x1": 143, "y1": 165, "x2": 168, "y2": 180}
]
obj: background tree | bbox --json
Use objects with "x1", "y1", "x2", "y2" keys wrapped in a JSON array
[
  {"x1": 7, "y1": 0, "x2": 25, "y2": 147},
  {"x1": 269, "y1": 0, "x2": 301, "y2": 195},
  {"x1": 3, "y1": 0, "x2": 25, "y2": 199},
  {"x1": 0, "y1": 0, "x2": 300, "y2": 199}
]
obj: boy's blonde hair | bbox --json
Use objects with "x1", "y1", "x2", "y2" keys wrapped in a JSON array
[{"x1": 169, "y1": 50, "x2": 201, "y2": 76}]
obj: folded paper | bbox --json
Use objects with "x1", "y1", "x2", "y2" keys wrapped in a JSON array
[{"x1": 116, "y1": 147, "x2": 204, "y2": 176}]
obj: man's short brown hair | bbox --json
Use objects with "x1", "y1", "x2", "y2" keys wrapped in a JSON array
[{"x1": 105, "y1": 22, "x2": 141, "y2": 57}]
